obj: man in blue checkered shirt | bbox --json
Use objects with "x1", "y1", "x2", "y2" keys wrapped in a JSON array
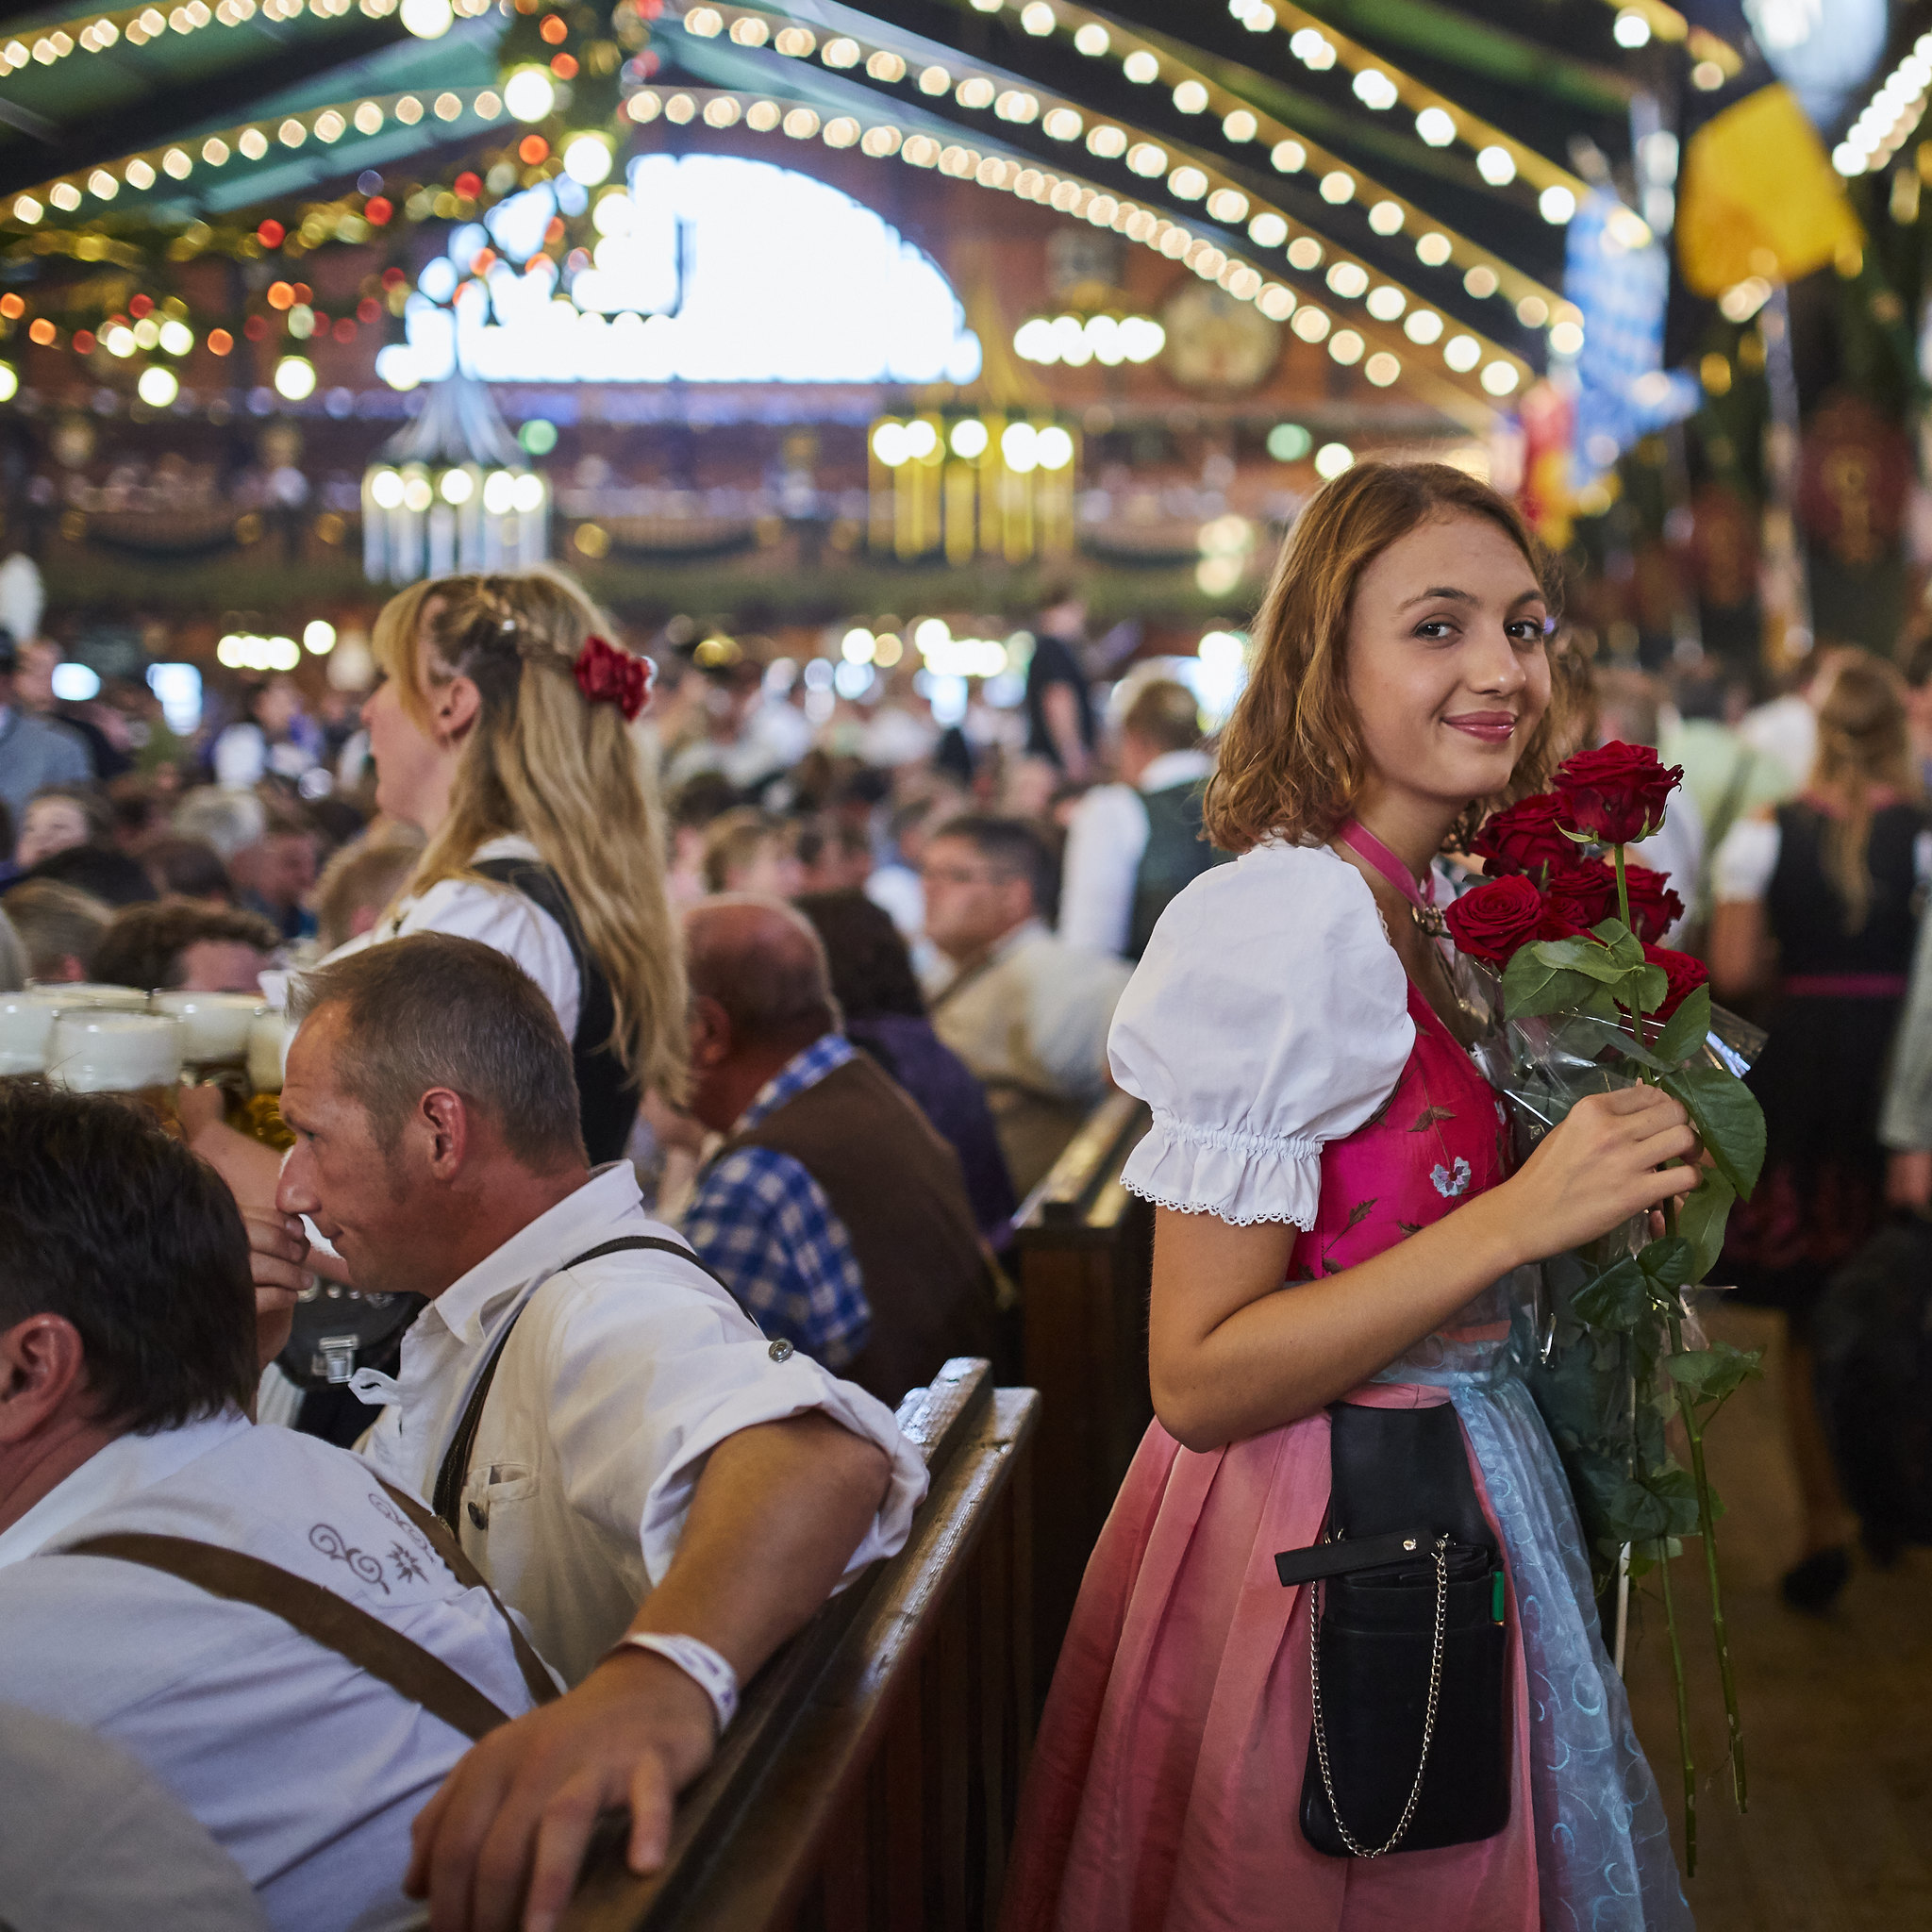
[{"x1": 676, "y1": 897, "x2": 994, "y2": 1399}]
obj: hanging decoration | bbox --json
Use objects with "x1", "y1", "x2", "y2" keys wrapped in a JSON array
[
  {"x1": 866, "y1": 411, "x2": 1077, "y2": 566},
  {"x1": 361, "y1": 374, "x2": 546, "y2": 583}
]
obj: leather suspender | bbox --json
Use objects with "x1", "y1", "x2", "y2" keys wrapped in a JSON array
[
  {"x1": 61, "y1": 1477, "x2": 557, "y2": 1741},
  {"x1": 430, "y1": 1235, "x2": 732, "y2": 1538}
]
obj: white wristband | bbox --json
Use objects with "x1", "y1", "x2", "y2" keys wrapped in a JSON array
[{"x1": 608, "y1": 1631, "x2": 739, "y2": 1734}]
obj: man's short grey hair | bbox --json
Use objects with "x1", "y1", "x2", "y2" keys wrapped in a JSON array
[
  {"x1": 686, "y1": 894, "x2": 841, "y2": 1043},
  {"x1": 290, "y1": 932, "x2": 585, "y2": 1168},
  {"x1": 173, "y1": 789, "x2": 268, "y2": 862}
]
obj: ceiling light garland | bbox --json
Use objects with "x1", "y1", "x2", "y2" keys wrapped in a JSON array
[
  {"x1": 1833, "y1": 31, "x2": 1932, "y2": 176},
  {"x1": 623, "y1": 78, "x2": 1526, "y2": 419},
  {"x1": 1038, "y1": 0, "x2": 1592, "y2": 210},
  {"x1": 0, "y1": 0, "x2": 494, "y2": 75},
  {"x1": 677, "y1": 5, "x2": 1558, "y2": 367},
  {"x1": 1590, "y1": 0, "x2": 1743, "y2": 79},
  {"x1": 4, "y1": 86, "x2": 512, "y2": 223}
]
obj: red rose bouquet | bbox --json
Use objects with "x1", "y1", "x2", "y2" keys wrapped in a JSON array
[{"x1": 1452, "y1": 741, "x2": 1762, "y2": 1865}]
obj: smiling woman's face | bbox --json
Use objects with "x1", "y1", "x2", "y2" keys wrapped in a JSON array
[{"x1": 1344, "y1": 511, "x2": 1552, "y2": 819}]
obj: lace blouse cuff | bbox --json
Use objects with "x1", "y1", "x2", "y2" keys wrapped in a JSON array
[{"x1": 1120, "y1": 1110, "x2": 1324, "y2": 1229}]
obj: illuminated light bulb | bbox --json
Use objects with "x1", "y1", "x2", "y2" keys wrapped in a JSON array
[
  {"x1": 368, "y1": 468, "x2": 405, "y2": 508},
  {"x1": 1368, "y1": 200, "x2": 1405, "y2": 236},
  {"x1": 103, "y1": 325, "x2": 137, "y2": 357},
  {"x1": 511, "y1": 474, "x2": 545, "y2": 514},
  {"x1": 1123, "y1": 50, "x2": 1158, "y2": 83},
  {"x1": 399, "y1": 0, "x2": 450, "y2": 36},
  {"x1": 562, "y1": 134, "x2": 611, "y2": 184},
  {"x1": 1539, "y1": 185, "x2": 1576, "y2": 224},
  {"x1": 1363, "y1": 352, "x2": 1400, "y2": 387},
  {"x1": 872, "y1": 422, "x2": 909, "y2": 465},
  {"x1": 440, "y1": 468, "x2": 475, "y2": 505},
  {"x1": 401, "y1": 475, "x2": 434, "y2": 512},
  {"x1": 137, "y1": 365, "x2": 178, "y2": 406},
  {"x1": 504, "y1": 68, "x2": 556, "y2": 122},
  {"x1": 1036, "y1": 425, "x2": 1074, "y2": 469},
  {"x1": 1416, "y1": 231, "x2": 1453, "y2": 267},
  {"x1": 273, "y1": 355, "x2": 316, "y2": 399},
  {"x1": 303, "y1": 619, "x2": 337, "y2": 654},
  {"x1": 1474, "y1": 145, "x2": 1516, "y2": 186},
  {"x1": 482, "y1": 470, "x2": 516, "y2": 515},
  {"x1": 902, "y1": 419, "x2": 939, "y2": 460},
  {"x1": 0, "y1": 364, "x2": 16, "y2": 403},
  {"x1": 1313, "y1": 441, "x2": 1353, "y2": 479},
  {"x1": 841, "y1": 626, "x2": 876, "y2": 663},
  {"x1": 1480, "y1": 361, "x2": 1520, "y2": 395},
  {"x1": 1074, "y1": 22, "x2": 1108, "y2": 54},
  {"x1": 1404, "y1": 309, "x2": 1444, "y2": 343},
  {"x1": 1248, "y1": 212, "x2": 1289, "y2": 247},
  {"x1": 1013, "y1": 317, "x2": 1058, "y2": 362},
  {"x1": 1613, "y1": 8, "x2": 1650, "y2": 47},
  {"x1": 158, "y1": 319, "x2": 193, "y2": 354},
  {"x1": 949, "y1": 418, "x2": 990, "y2": 458},
  {"x1": 1442, "y1": 334, "x2": 1481, "y2": 373},
  {"x1": 1001, "y1": 421, "x2": 1040, "y2": 472}
]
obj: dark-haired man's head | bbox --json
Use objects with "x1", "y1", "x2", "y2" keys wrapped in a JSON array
[
  {"x1": 276, "y1": 933, "x2": 588, "y2": 1299},
  {"x1": 682, "y1": 896, "x2": 840, "y2": 1133},
  {"x1": 93, "y1": 897, "x2": 279, "y2": 993},
  {"x1": 919, "y1": 815, "x2": 1054, "y2": 966},
  {"x1": 0, "y1": 1084, "x2": 257, "y2": 1538},
  {"x1": 794, "y1": 890, "x2": 925, "y2": 1024}
]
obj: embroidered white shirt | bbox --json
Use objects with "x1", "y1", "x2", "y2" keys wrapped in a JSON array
[
  {"x1": 355, "y1": 1161, "x2": 927, "y2": 1686},
  {"x1": 0, "y1": 1409, "x2": 541, "y2": 1932}
]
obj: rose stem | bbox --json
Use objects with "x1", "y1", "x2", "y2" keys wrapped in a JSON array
[
  {"x1": 1614, "y1": 841, "x2": 1632, "y2": 933},
  {"x1": 1660, "y1": 1540, "x2": 1698, "y2": 1877},
  {"x1": 1669, "y1": 1301, "x2": 1747, "y2": 1813}
]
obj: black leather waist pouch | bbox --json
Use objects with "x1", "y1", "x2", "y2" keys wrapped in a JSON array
[{"x1": 1274, "y1": 1400, "x2": 1511, "y2": 1858}]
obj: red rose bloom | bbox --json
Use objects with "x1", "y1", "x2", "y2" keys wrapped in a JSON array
[
  {"x1": 1643, "y1": 942, "x2": 1709, "y2": 1019},
  {"x1": 1623, "y1": 866, "x2": 1686, "y2": 943},
  {"x1": 1545, "y1": 862, "x2": 1621, "y2": 933},
  {"x1": 1472, "y1": 793, "x2": 1576, "y2": 879},
  {"x1": 1445, "y1": 874, "x2": 1549, "y2": 964},
  {"x1": 1551, "y1": 741, "x2": 1683, "y2": 846}
]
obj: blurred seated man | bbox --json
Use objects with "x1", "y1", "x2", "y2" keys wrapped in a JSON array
[
  {"x1": 245, "y1": 933, "x2": 921, "y2": 1926},
  {"x1": 0, "y1": 1084, "x2": 547, "y2": 1931},
  {"x1": 142, "y1": 834, "x2": 237, "y2": 905},
  {"x1": 700, "y1": 806, "x2": 804, "y2": 897},
  {"x1": 13, "y1": 782, "x2": 109, "y2": 872},
  {"x1": 233, "y1": 802, "x2": 319, "y2": 943},
  {"x1": 0, "y1": 629, "x2": 92, "y2": 828},
  {"x1": 919, "y1": 815, "x2": 1131, "y2": 1196},
  {"x1": 312, "y1": 828, "x2": 425, "y2": 953},
  {"x1": 679, "y1": 896, "x2": 997, "y2": 1401},
  {"x1": 1058, "y1": 679, "x2": 1225, "y2": 962},
  {"x1": 0, "y1": 876, "x2": 110, "y2": 981},
  {"x1": 93, "y1": 897, "x2": 280, "y2": 993},
  {"x1": 173, "y1": 787, "x2": 268, "y2": 867},
  {"x1": 795, "y1": 889, "x2": 1017, "y2": 1249}
]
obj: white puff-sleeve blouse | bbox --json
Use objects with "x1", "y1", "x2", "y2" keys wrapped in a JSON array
[{"x1": 1110, "y1": 842, "x2": 1415, "y2": 1229}]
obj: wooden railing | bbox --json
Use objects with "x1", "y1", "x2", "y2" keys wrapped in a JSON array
[
  {"x1": 561, "y1": 1358, "x2": 1038, "y2": 1932},
  {"x1": 1010, "y1": 1091, "x2": 1154, "y2": 1689}
]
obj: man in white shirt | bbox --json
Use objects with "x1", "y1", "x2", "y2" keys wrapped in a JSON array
[
  {"x1": 0, "y1": 1084, "x2": 546, "y2": 1932},
  {"x1": 1058, "y1": 678, "x2": 1224, "y2": 960},
  {"x1": 920, "y1": 815, "x2": 1132, "y2": 1196},
  {"x1": 250, "y1": 930, "x2": 924, "y2": 1929}
]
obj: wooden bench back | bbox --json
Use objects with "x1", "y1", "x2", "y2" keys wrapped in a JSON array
[{"x1": 1011, "y1": 1092, "x2": 1155, "y2": 1689}]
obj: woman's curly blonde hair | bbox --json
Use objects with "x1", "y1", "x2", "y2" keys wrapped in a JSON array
[{"x1": 1204, "y1": 460, "x2": 1572, "y2": 856}]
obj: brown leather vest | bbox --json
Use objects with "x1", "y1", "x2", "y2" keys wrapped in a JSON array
[{"x1": 714, "y1": 1051, "x2": 995, "y2": 1407}]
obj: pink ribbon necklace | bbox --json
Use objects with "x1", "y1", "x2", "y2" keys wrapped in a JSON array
[{"x1": 1335, "y1": 820, "x2": 1448, "y2": 937}]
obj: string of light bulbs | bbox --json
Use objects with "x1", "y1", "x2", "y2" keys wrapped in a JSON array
[
  {"x1": 991, "y1": 0, "x2": 1591, "y2": 209},
  {"x1": 4, "y1": 84, "x2": 512, "y2": 225},
  {"x1": 1832, "y1": 32, "x2": 1932, "y2": 177},
  {"x1": 679, "y1": 6, "x2": 1557, "y2": 370}
]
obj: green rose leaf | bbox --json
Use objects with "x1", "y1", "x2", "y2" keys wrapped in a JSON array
[
  {"x1": 1674, "y1": 1165, "x2": 1737, "y2": 1280},
  {"x1": 1666, "y1": 1341, "x2": 1761, "y2": 1407},
  {"x1": 1651, "y1": 985, "x2": 1713, "y2": 1067},
  {"x1": 1637, "y1": 1236, "x2": 1693, "y2": 1291},
  {"x1": 1662, "y1": 1063, "x2": 1767, "y2": 1200},
  {"x1": 1503, "y1": 951, "x2": 1621, "y2": 1020},
  {"x1": 1630, "y1": 963, "x2": 1671, "y2": 1014},
  {"x1": 1573, "y1": 1256, "x2": 1650, "y2": 1329}
]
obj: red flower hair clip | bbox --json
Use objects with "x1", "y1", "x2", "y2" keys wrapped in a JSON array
[{"x1": 573, "y1": 634, "x2": 654, "y2": 724}]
